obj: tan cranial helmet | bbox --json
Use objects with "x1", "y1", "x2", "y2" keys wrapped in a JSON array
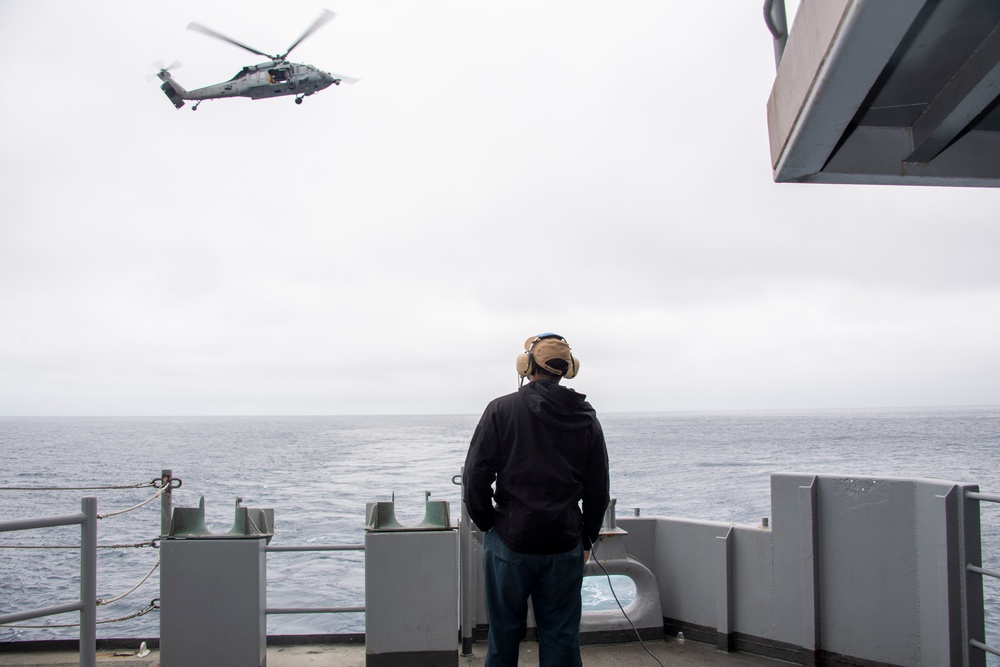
[{"x1": 515, "y1": 333, "x2": 580, "y2": 379}]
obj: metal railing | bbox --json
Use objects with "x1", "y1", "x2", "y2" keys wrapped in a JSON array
[
  {"x1": 2, "y1": 470, "x2": 365, "y2": 661},
  {"x1": 0, "y1": 497, "x2": 97, "y2": 667},
  {"x1": 166, "y1": 469, "x2": 367, "y2": 620},
  {"x1": 265, "y1": 543, "x2": 366, "y2": 615},
  {"x1": 966, "y1": 490, "x2": 1000, "y2": 663},
  {"x1": 163, "y1": 469, "x2": 368, "y2": 621}
]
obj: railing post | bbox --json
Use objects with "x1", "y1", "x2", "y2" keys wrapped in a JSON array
[
  {"x1": 160, "y1": 469, "x2": 173, "y2": 538},
  {"x1": 961, "y1": 487, "x2": 987, "y2": 667},
  {"x1": 80, "y1": 497, "x2": 97, "y2": 667},
  {"x1": 459, "y1": 468, "x2": 474, "y2": 655}
]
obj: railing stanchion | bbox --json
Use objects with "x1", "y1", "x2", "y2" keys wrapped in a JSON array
[
  {"x1": 160, "y1": 469, "x2": 173, "y2": 538},
  {"x1": 79, "y1": 497, "x2": 97, "y2": 667}
]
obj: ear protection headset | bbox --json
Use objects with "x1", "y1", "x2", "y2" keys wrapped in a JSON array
[{"x1": 515, "y1": 333, "x2": 580, "y2": 381}]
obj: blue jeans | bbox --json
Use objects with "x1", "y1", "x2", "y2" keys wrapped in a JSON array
[{"x1": 482, "y1": 530, "x2": 584, "y2": 667}]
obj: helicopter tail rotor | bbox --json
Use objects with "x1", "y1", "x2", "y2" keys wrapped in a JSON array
[
  {"x1": 148, "y1": 62, "x2": 187, "y2": 109},
  {"x1": 146, "y1": 60, "x2": 182, "y2": 82}
]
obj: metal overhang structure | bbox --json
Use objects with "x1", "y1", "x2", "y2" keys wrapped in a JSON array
[{"x1": 767, "y1": 0, "x2": 1000, "y2": 187}]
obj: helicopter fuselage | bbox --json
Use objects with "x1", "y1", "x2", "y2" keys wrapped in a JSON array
[{"x1": 185, "y1": 62, "x2": 339, "y2": 101}]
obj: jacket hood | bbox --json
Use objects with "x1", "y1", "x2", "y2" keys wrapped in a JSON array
[{"x1": 519, "y1": 381, "x2": 596, "y2": 431}]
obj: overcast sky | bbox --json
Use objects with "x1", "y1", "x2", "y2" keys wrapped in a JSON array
[{"x1": 1, "y1": 0, "x2": 998, "y2": 416}]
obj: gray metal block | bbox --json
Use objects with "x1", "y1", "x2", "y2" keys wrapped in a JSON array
[
  {"x1": 365, "y1": 529, "x2": 458, "y2": 666},
  {"x1": 160, "y1": 538, "x2": 267, "y2": 667}
]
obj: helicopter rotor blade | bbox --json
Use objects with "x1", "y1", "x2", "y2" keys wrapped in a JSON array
[
  {"x1": 149, "y1": 60, "x2": 183, "y2": 72},
  {"x1": 146, "y1": 60, "x2": 182, "y2": 82},
  {"x1": 187, "y1": 22, "x2": 275, "y2": 60},
  {"x1": 280, "y1": 9, "x2": 336, "y2": 60}
]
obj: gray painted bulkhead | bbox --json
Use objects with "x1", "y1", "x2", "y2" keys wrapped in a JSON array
[
  {"x1": 465, "y1": 474, "x2": 985, "y2": 666},
  {"x1": 628, "y1": 474, "x2": 984, "y2": 666}
]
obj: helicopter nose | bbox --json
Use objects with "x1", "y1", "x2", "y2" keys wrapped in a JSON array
[{"x1": 319, "y1": 71, "x2": 341, "y2": 87}]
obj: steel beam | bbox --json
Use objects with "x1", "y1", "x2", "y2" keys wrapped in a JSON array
[
  {"x1": 908, "y1": 23, "x2": 1000, "y2": 163},
  {"x1": 768, "y1": 0, "x2": 930, "y2": 181}
]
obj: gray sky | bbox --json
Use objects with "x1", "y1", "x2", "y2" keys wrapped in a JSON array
[{"x1": 1, "y1": 0, "x2": 998, "y2": 416}]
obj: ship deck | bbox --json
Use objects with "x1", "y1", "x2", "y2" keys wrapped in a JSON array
[{"x1": 0, "y1": 636, "x2": 787, "y2": 666}]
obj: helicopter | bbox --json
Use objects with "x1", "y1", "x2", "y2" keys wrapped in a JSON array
[{"x1": 155, "y1": 9, "x2": 356, "y2": 110}]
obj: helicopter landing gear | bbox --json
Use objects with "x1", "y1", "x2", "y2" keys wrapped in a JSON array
[
  {"x1": 192, "y1": 100, "x2": 202, "y2": 111},
  {"x1": 295, "y1": 95, "x2": 305, "y2": 105}
]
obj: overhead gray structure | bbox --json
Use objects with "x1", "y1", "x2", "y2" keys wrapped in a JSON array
[{"x1": 767, "y1": 0, "x2": 1000, "y2": 186}]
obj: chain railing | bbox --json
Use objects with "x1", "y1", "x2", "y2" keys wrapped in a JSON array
[
  {"x1": 3, "y1": 467, "x2": 366, "y2": 650},
  {"x1": 0, "y1": 470, "x2": 178, "y2": 666},
  {"x1": 0, "y1": 497, "x2": 98, "y2": 667}
]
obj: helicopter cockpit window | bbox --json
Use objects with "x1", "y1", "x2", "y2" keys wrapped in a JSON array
[{"x1": 267, "y1": 68, "x2": 289, "y2": 84}]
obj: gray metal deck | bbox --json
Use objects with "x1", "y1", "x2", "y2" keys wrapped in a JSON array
[{"x1": 0, "y1": 636, "x2": 788, "y2": 666}]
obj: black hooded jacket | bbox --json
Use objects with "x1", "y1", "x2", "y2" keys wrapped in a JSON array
[{"x1": 462, "y1": 381, "x2": 610, "y2": 555}]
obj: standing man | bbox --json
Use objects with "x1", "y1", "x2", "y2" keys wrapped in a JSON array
[{"x1": 463, "y1": 333, "x2": 610, "y2": 667}]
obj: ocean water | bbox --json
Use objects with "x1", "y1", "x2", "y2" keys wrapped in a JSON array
[{"x1": 0, "y1": 407, "x2": 998, "y2": 657}]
